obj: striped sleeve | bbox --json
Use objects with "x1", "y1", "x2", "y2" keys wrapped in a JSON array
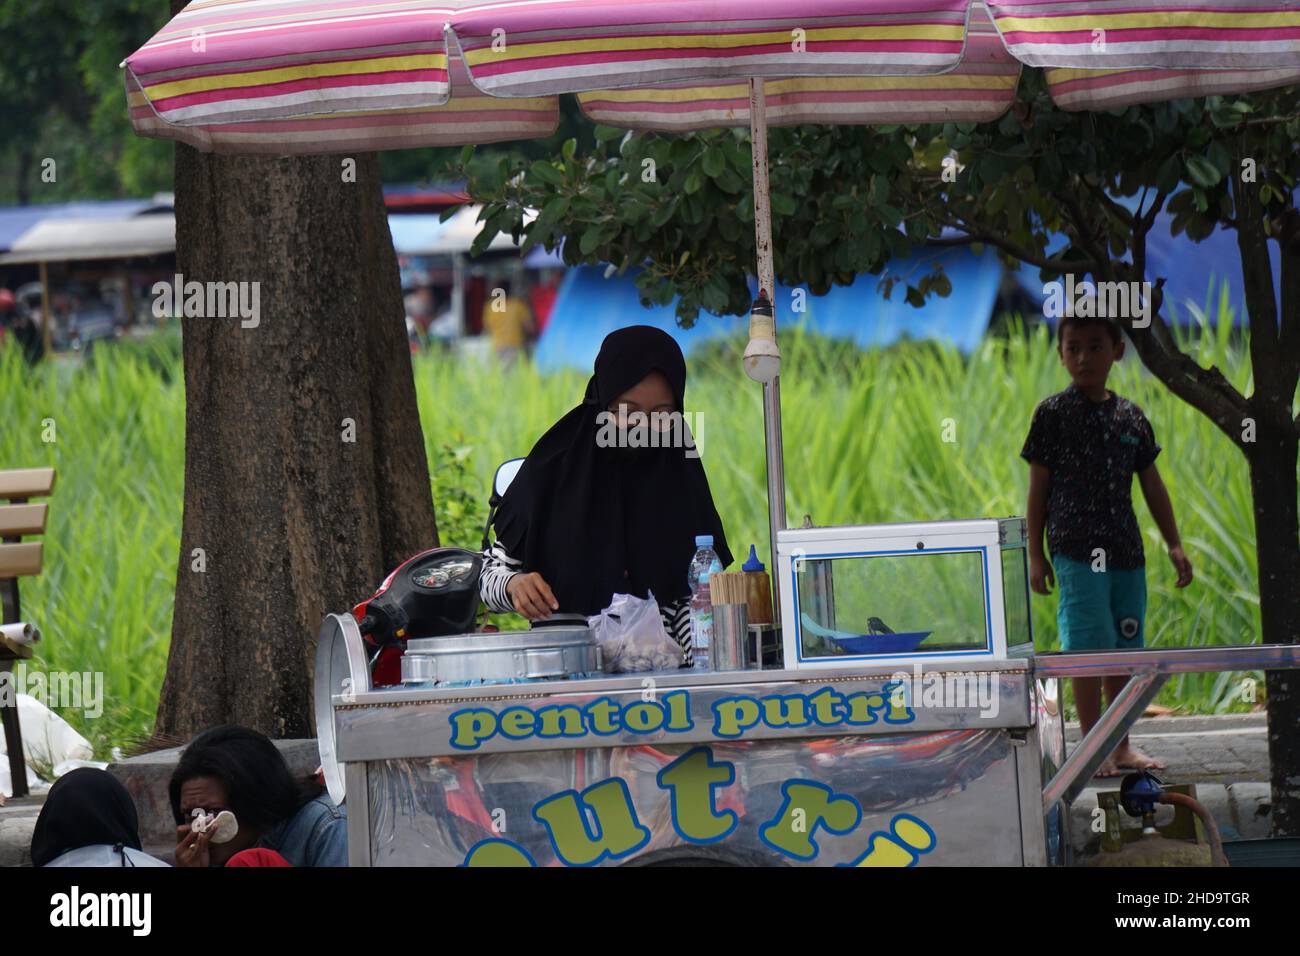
[
  {"x1": 480, "y1": 541, "x2": 522, "y2": 614},
  {"x1": 661, "y1": 597, "x2": 693, "y2": 668}
]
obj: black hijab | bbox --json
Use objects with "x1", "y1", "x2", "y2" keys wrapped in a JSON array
[
  {"x1": 30, "y1": 768, "x2": 144, "y2": 867},
  {"x1": 494, "y1": 326, "x2": 732, "y2": 615}
]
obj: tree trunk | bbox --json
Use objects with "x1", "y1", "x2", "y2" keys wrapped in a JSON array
[
  {"x1": 153, "y1": 147, "x2": 435, "y2": 741},
  {"x1": 1248, "y1": 408, "x2": 1300, "y2": 836}
]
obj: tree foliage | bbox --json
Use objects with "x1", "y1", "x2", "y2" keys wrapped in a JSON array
[{"x1": 0, "y1": 0, "x2": 173, "y2": 204}]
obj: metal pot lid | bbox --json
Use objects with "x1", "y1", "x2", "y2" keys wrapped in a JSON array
[
  {"x1": 529, "y1": 613, "x2": 590, "y2": 628},
  {"x1": 314, "y1": 613, "x2": 369, "y2": 805},
  {"x1": 404, "y1": 626, "x2": 595, "y2": 656}
]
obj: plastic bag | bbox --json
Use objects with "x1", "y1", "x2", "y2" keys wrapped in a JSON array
[{"x1": 587, "y1": 592, "x2": 682, "y2": 672}]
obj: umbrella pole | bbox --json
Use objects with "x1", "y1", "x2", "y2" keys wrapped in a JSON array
[{"x1": 747, "y1": 77, "x2": 787, "y2": 627}]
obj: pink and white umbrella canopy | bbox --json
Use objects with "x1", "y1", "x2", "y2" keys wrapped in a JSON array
[{"x1": 123, "y1": 0, "x2": 1300, "y2": 154}]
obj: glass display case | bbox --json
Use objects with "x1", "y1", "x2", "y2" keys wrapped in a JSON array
[{"x1": 776, "y1": 518, "x2": 1033, "y2": 669}]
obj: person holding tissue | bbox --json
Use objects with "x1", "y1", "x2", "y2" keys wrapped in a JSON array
[{"x1": 479, "y1": 325, "x2": 732, "y2": 666}]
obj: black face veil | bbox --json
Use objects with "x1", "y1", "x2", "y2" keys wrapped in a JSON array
[
  {"x1": 30, "y1": 768, "x2": 144, "y2": 867},
  {"x1": 493, "y1": 326, "x2": 732, "y2": 616}
]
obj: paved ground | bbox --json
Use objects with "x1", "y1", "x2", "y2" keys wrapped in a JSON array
[
  {"x1": 1063, "y1": 713, "x2": 1275, "y2": 856},
  {"x1": 0, "y1": 793, "x2": 47, "y2": 868},
  {"x1": 1069, "y1": 712, "x2": 1269, "y2": 785}
]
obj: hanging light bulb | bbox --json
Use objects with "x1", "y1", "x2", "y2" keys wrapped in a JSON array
[{"x1": 743, "y1": 292, "x2": 781, "y2": 383}]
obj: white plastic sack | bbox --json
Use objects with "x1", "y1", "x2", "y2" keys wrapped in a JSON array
[
  {"x1": 588, "y1": 592, "x2": 682, "y2": 673},
  {"x1": 0, "y1": 693, "x2": 95, "y2": 796}
]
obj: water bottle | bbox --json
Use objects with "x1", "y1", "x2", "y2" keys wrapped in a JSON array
[{"x1": 688, "y1": 535, "x2": 723, "y2": 670}]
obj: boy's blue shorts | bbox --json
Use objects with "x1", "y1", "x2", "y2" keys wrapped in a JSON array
[{"x1": 1052, "y1": 553, "x2": 1147, "y2": 651}]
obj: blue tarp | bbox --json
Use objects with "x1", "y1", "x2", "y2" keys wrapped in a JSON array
[
  {"x1": 1010, "y1": 194, "x2": 1287, "y2": 326},
  {"x1": 536, "y1": 245, "x2": 1003, "y2": 372}
]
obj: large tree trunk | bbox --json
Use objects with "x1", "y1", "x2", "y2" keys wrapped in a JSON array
[
  {"x1": 153, "y1": 147, "x2": 435, "y2": 740},
  {"x1": 1250, "y1": 409, "x2": 1300, "y2": 836}
]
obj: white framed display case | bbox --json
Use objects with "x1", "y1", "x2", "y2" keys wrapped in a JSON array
[{"x1": 776, "y1": 517, "x2": 1033, "y2": 669}]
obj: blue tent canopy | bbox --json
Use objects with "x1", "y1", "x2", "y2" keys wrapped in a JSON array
[
  {"x1": 535, "y1": 245, "x2": 1003, "y2": 373},
  {"x1": 1009, "y1": 195, "x2": 1287, "y2": 326}
]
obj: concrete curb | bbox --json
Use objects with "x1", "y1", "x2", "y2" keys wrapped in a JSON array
[{"x1": 1064, "y1": 713, "x2": 1267, "y2": 741}]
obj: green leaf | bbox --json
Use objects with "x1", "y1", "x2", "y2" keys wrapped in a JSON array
[
  {"x1": 1155, "y1": 153, "x2": 1182, "y2": 193},
  {"x1": 1185, "y1": 155, "x2": 1223, "y2": 188},
  {"x1": 594, "y1": 125, "x2": 624, "y2": 142},
  {"x1": 713, "y1": 168, "x2": 744, "y2": 193},
  {"x1": 529, "y1": 161, "x2": 565, "y2": 187},
  {"x1": 684, "y1": 170, "x2": 704, "y2": 194},
  {"x1": 1206, "y1": 141, "x2": 1231, "y2": 178},
  {"x1": 579, "y1": 226, "x2": 606, "y2": 255},
  {"x1": 458, "y1": 144, "x2": 475, "y2": 167},
  {"x1": 771, "y1": 193, "x2": 797, "y2": 216},
  {"x1": 539, "y1": 196, "x2": 570, "y2": 222},
  {"x1": 561, "y1": 138, "x2": 577, "y2": 163},
  {"x1": 811, "y1": 221, "x2": 841, "y2": 247},
  {"x1": 702, "y1": 148, "x2": 725, "y2": 179}
]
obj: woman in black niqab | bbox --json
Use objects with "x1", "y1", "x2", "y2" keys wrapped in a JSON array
[
  {"x1": 493, "y1": 326, "x2": 731, "y2": 616},
  {"x1": 30, "y1": 768, "x2": 146, "y2": 867}
]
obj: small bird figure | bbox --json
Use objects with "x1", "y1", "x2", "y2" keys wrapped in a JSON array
[{"x1": 867, "y1": 616, "x2": 895, "y2": 635}]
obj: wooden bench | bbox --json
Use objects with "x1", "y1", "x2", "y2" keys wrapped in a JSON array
[{"x1": 1, "y1": 468, "x2": 55, "y2": 800}]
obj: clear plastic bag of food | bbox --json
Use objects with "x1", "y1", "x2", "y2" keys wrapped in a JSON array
[{"x1": 587, "y1": 592, "x2": 682, "y2": 672}]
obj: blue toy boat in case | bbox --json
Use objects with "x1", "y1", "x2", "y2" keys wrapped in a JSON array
[{"x1": 801, "y1": 613, "x2": 931, "y2": 655}]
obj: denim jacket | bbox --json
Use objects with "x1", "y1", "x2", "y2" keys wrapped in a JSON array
[{"x1": 256, "y1": 795, "x2": 348, "y2": 867}]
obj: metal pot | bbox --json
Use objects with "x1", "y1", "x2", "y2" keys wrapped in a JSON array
[{"x1": 401, "y1": 626, "x2": 602, "y2": 685}]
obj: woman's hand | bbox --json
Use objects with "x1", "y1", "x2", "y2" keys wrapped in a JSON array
[
  {"x1": 175, "y1": 823, "x2": 211, "y2": 867},
  {"x1": 507, "y1": 572, "x2": 559, "y2": 619}
]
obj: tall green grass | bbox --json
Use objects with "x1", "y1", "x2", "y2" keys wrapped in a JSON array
[
  {"x1": 0, "y1": 305, "x2": 1273, "y2": 754},
  {"x1": 1, "y1": 341, "x2": 183, "y2": 756},
  {"x1": 417, "y1": 315, "x2": 1270, "y2": 715}
]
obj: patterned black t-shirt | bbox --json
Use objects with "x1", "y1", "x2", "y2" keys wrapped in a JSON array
[{"x1": 1020, "y1": 385, "x2": 1161, "y2": 569}]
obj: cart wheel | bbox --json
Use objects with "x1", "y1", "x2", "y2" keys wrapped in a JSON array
[{"x1": 622, "y1": 846, "x2": 784, "y2": 867}]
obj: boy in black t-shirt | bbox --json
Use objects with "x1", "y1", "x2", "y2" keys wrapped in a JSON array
[{"x1": 1021, "y1": 314, "x2": 1194, "y2": 776}]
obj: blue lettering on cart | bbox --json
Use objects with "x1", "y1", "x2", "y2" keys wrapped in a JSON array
[
  {"x1": 712, "y1": 696, "x2": 761, "y2": 738},
  {"x1": 446, "y1": 686, "x2": 912, "y2": 751},
  {"x1": 457, "y1": 764, "x2": 938, "y2": 867},
  {"x1": 841, "y1": 814, "x2": 938, "y2": 867},
  {"x1": 759, "y1": 780, "x2": 863, "y2": 861},
  {"x1": 461, "y1": 838, "x2": 536, "y2": 867},
  {"x1": 499, "y1": 707, "x2": 535, "y2": 739},
  {"x1": 536, "y1": 704, "x2": 586, "y2": 739},
  {"x1": 533, "y1": 778, "x2": 651, "y2": 867},
  {"x1": 449, "y1": 709, "x2": 496, "y2": 750},
  {"x1": 657, "y1": 747, "x2": 738, "y2": 845}
]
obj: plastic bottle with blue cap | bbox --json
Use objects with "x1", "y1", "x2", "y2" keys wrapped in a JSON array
[{"x1": 688, "y1": 534, "x2": 723, "y2": 670}]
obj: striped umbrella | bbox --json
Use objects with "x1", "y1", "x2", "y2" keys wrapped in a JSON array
[
  {"x1": 124, "y1": 1, "x2": 1300, "y2": 152},
  {"x1": 123, "y1": 0, "x2": 1300, "y2": 613}
]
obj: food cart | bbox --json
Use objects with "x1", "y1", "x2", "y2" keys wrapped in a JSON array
[{"x1": 316, "y1": 517, "x2": 1300, "y2": 867}]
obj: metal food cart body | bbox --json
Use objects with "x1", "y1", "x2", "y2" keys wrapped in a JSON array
[
  {"x1": 317, "y1": 505, "x2": 1298, "y2": 867},
  {"x1": 322, "y1": 608, "x2": 1068, "y2": 867}
]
